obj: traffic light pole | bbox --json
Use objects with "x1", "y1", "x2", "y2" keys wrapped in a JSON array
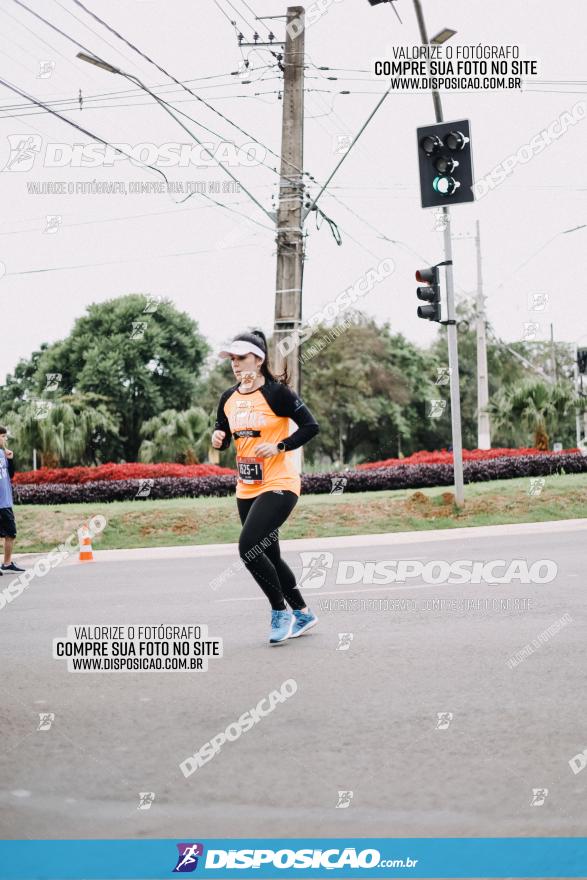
[
  {"x1": 413, "y1": 0, "x2": 465, "y2": 504},
  {"x1": 442, "y1": 216, "x2": 465, "y2": 504},
  {"x1": 475, "y1": 220, "x2": 491, "y2": 450}
]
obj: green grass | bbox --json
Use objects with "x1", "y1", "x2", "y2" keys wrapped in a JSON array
[{"x1": 11, "y1": 472, "x2": 587, "y2": 554}]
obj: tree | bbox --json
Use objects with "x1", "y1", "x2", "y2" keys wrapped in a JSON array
[
  {"x1": 2, "y1": 295, "x2": 209, "y2": 461},
  {"x1": 4, "y1": 395, "x2": 120, "y2": 469},
  {"x1": 0, "y1": 343, "x2": 52, "y2": 413},
  {"x1": 296, "y1": 314, "x2": 430, "y2": 465},
  {"x1": 193, "y1": 359, "x2": 237, "y2": 467},
  {"x1": 487, "y1": 380, "x2": 580, "y2": 450},
  {"x1": 139, "y1": 406, "x2": 209, "y2": 463}
]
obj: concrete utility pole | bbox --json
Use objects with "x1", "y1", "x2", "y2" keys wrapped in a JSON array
[
  {"x1": 550, "y1": 323, "x2": 558, "y2": 382},
  {"x1": 573, "y1": 360, "x2": 582, "y2": 447},
  {"x1": 273, "y1": 6, "x2": 305, "y2": 396},
  {"x1": 412, "y1": 0, "x2": 465, "y2": 504},
  {"x1": 475, "y1": 220, "x2": 491, "y2": 449}
]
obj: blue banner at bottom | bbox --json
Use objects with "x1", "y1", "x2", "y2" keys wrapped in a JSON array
[{"x1": 0, "y1": 838, "x2": 586, "y2": 879}]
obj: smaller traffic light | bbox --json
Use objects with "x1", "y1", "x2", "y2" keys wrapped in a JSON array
[
  {"x1": 578, "y1": 348, "x2": 587, "y2": 374},
  {"x1": 416, "y1": 265, "x2": 442, "y2": 322},
  {"x1": 416, "y1": 263, "x2": 452, "y2": 324}
]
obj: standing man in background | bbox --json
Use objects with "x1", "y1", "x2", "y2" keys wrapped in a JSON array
[{"x1": 0, "y1": 427, "x2": 25, "y2": 574}]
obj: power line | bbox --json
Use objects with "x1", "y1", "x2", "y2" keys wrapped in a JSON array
[
  {"x1": 212, "y1": 0, "x2": 239, "y2": 29},
  {"x1": 0, "y1": 92, "x2": 284, "y2": 118},
  {"x1": 0, "y1": 78, "x2": 275, "y2": 233},
  {"x1": 11, "y1": 0, "x2": 283, "y2": 161},
  {"x1": 304, "y1": 85, "x2": 392, "y2": 215},
  {"x1": 6, "y1": 237, "x2": 267, "y2": 276},
  {"x1": 0, "y1": 73, "x2": 282, "y2": 115},
  {"x1": 51, "y1": 0, "x2": 143, "y2": 76},
  {"x1": 0, "y1": 87, "x2": 384, "y2": 118},
  {"x1": 0, "y1": 65, "x2": 274, "y2": 112},
  {"x1": 0, "y1": 24, "x2": 44, "y2": 69},
  {"x1": 112, "y1": 71, "x2": 275, "y2": 220},
  {"x1": 0, "y1": 74, "x2": 173, "y2": 186},
  {"x1": 238, "y1": 0, "x2": 273, "y2": 34},
  {"x1": 7, "y1": 1, "x2": 278, "y2": 218},
  {"x1": 223, "y1": 0, "x2": 256, "y2": 32},
  {"x1": 0, "y1": 3, "x2": 82, "y2": 75},
  {"x1": 0, "y1": 200, "x2": 249, "y2": 236},
  {"x1": 8, "y1": 0, "x2": 438, "y2": 280}
]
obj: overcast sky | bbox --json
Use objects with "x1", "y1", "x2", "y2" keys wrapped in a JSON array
[{"x1": 0, "y1": 0, "x2": 585, "y2": 384}]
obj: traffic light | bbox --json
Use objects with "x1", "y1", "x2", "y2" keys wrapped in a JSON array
[
  {"x1": 416, "y1": 119, "x2": 474, "y2": 209},
  {"x1": 578, "y1": 348, "x2": 587, "y2": 374},
  {"x1": 416, "y1": 265, "x2": 442, "y2": 322}
]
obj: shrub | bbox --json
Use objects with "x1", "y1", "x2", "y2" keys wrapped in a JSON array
[
  {"x1": 356, "y1": 447, "x2": 579, "y2": 470},
  {"x1": 13, "y1": 462, "x2": 235, "y2": 486},
  {"x1": 12, "y1": 453, "x2": 586, "y2": 504}
]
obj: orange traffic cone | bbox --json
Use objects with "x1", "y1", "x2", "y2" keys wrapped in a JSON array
[{"x1": 78, "y1": 523, "x2": 94, "y2": 563}]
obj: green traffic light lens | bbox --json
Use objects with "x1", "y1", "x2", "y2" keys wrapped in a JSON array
[{"x1": 433, "y1": 175, "x2": 460, "y2": 195}]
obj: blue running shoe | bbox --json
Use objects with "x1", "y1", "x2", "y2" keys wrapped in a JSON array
[
  {"x1": 290, "y1": 608, "x2": 318, "y2": 638},
  {"x1": 269, "y1": 609, "x2": 293, "y2": 645}
]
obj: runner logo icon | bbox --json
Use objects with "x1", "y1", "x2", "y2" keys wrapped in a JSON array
[
  {"x1": 298, "y1": 552, "x2": 333, "y2": 589},
  {"x1": 173, "y1": 843, "x2": 204, "y2": 872}
]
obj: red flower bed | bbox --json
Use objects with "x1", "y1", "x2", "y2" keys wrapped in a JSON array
[
  {"x1": 13, "y1": 462, "x2": 236, "y2": 485},
  {"x1": 356, "y1": 447, "x2": 579, "y2": 470}
]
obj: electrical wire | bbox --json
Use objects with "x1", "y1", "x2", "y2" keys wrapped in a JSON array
[
  {"x1": 113, "y1": 70, "x2": 275, "y2": 220},
  {"x1": 212, "y1": 0, "x2": 239, "y2": 30},
  {"x1": 7, "y1": 1, "x2": 280, "y2": 219},
  {"x1": 304, "y1": 85, "x2": 392, "y2": 215},
  {"x1": 0, "y1": 73, "x2": 276, "y2": 226},
  {"x1": 311, "y1": 205, "x2": 342, "y2": 246},
  {"x1": 0, "y1": 86, "x2": 386, "y2": 118},
  {"x1": 7, "y1": 0, "x2": 439, "y2": 278},
  {"x1": 0, "y1": 3, "x2": 84, "y2": 76},
  {"x1": 239, "y1": 0, "x2": 271, "y2": 32},
  {"x1": 0, "y1": 200, "x2": 249, "y2": 236},
  {"x1": 496, "y1": 224, "x2": 586, "y2": 290},
  {"x1": 0, "y1": 74, "x2": 173, "y2": 187},
  {"x1": 51, "y1": 0, "x2": 143, "y2": 76},
  {"x1": 6, "y1": 237, "x2": 266, "y2": 276},
  {"x1": 223, "y1": 0, "x2": 256, "y2": 31},
  {"x1": 486, "y1": 328, "x2": 556, "y2": 385},
  {"x1": 11, "y1": 0, "x2": 282, "y2": 162},
  {"x1": 0, "y1": 66, "x2": 275, "y2": 112}
]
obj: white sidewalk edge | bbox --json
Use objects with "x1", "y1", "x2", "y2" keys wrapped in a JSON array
[{"x1": 13, "y1": 517, "x2": 587, "y2": 565}]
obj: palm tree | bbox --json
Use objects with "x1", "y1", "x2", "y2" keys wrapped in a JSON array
[
  {"x1": 488, "y1": 380, "x2": 579, "y2": 450},
  {"x1": 6, "y1": 396, "x2": 119, "y2": 468},
  {"x1": 138, "y1": 407, "x2": 208, "y2": 463}
]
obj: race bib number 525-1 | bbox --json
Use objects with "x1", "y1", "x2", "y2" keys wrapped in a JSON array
[{"x1": 237, "y1": 456, "x2": 264, "y2": 484}]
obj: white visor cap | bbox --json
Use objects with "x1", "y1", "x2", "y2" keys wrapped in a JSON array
[{"x1": 218, "y1": 340, "x2": 266, "y2": 361}]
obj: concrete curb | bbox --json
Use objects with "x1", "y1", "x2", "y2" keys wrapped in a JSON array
[{"x1": 12, "y1": 517, "x2": 587, "y2": 565}]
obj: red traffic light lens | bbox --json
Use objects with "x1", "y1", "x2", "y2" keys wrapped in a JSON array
[{"x1": 416, "y1": 268, "x2": 436, "y2": 284}]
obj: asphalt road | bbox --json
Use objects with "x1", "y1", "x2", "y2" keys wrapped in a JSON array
[{"x1": 0, "y1": 520, "x2": 585, "y2": 841}]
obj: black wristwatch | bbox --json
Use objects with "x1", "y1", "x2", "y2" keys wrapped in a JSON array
[{"x1": 276, "y1": 441, "x2": 287, "y2": 452}]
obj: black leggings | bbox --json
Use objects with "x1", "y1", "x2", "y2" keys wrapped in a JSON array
[{"x1": 237, "y1": 490, "x2": 306, "y2": 612}]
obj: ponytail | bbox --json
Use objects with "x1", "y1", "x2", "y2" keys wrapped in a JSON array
[{"x1": 233, "y1": 328, "x2": 289, "y2": 385}]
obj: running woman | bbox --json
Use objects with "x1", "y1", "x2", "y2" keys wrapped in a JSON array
[
  {"x1": 212, "y1": 330, "x2": 320, "y2": 645},
  {"x1": 0, "y1": 427, "x2": 25, "y2": 575}
]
